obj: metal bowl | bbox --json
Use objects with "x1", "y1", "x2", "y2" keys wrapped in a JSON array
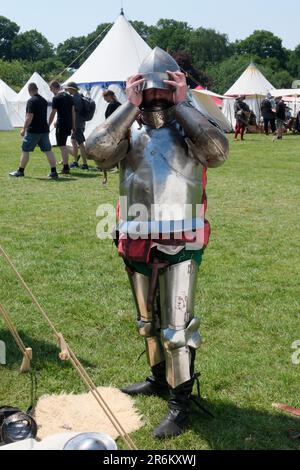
[{"x1": 63, "y1": 432, "x2": 118, "y2": 451}]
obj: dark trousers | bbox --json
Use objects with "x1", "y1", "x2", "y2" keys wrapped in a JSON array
[
  {"x1": 263, "y1": 118, "x2": 276, "y2": 134},
  {"x1": 234, "y1": 122, "x2": 246, "y2": 140}
]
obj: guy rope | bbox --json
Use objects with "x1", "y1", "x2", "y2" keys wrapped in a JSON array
[{"x1": 0, "y1": 244, "x2": 137, "y2": 450}]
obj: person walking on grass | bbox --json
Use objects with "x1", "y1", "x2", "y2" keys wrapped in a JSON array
[
  {"x1": 261, "y1": 93, "x2": 276, "y2": 135},
  {"x1": 9, "y1": 82, "x2": 58, "y2": 180},
  {"x1": 273, "y1": 96, "x2": 286, "y2": 141},
  {"x1": 64, "y1": 82, "x2": 89, "y2": 170},
  {"x1": 102, "y1": 89, "x2": 122, "y2": 185},
  {"x1": 49, "y1": 80, "x2": 76, "y2": 175},
  {"x1": 234, "y1": 95, "x2": 250, "y2": 141}
]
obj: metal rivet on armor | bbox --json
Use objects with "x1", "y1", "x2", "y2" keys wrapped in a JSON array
[{"x1": 151, "y1": 150, "x2": 156, "y2": 156}]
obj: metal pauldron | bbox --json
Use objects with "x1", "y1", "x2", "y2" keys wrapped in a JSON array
[
  {"x1": 173, "y1": 101, "x2": 229, "y2": 168},
  {"x1": 85, "y1": 101, "x2": 138, "y2": 170}
]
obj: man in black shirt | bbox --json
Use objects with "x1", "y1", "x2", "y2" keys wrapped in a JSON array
[
  {"x1": 49, "y1": 80, "x2": 75, "y2": 174},
  {"x1": 9, "y1": 82, "x2": 58, "y2": 179},
  {"x1": 102, "y1": 89, "x2": 122, "y2": 184},
  {"x1": 64, "y1": 81, "x2": 89, "y2": 170},
  {"x1": 274, "y1": 96, "x2": 286, "y2": 140},
  {"x1": 260, "y1": 93, "x2": 276, "y2": 135}
]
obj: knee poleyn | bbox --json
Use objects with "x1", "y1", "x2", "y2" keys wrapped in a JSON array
[{"x1": 161, "y1": 318, "x2": 202, "y2": 351}]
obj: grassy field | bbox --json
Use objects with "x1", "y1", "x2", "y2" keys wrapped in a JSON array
[{"x1": 0, "y1": 130, "x2": 299, "y2": 450}]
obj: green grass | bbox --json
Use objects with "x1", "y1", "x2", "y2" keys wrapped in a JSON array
[{"x1": 0, "y1": 130, "x2": 300, "y2": 450}]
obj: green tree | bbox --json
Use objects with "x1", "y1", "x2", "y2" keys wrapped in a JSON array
[
  {"x1": 56, "y1": 36, "x2": 86, "y2": 68},
  {"x1": 188, "y1": 27, "x2": 231, "y2": 69},
  {"x1": 25, "y1": 57, "x2": 65, "y2": 82},
  {"x1": 0, "y1": 59, "x2": 28, "y2": 90},
  {"x1": 147, "y1": 19, "x2": 191, "y2": 52},
  {"x1": 12, "y1": 30, "x2": 54, "y2": 61},
  {"x1": 0, "y1": 16, "x2": 20, "y2": 60},
  {"x1": 235, "y1": 30, "x2": 287, "y2": 65},
  {"x1": 271, "y1": 70, "x2": 293, "y2": 88},
  {"x1": 287, "y1": 44, "x2": 300, "y2": 78}
]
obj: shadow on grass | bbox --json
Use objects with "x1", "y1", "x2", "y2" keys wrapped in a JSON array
[
  {"x1": 0, "y1": 329, "x2": 95, "y2": 371},
  {"x1": 26, "y1": 176, "x2": 77, "y2": 182},
  {"x1": 188, "y1": 399, "x2": 300, "y2": 450},
  {"x1": 68, "y1": 171, "x2": 101, "y2": 179}
]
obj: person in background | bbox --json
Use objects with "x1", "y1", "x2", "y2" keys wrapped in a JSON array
[
  {"x1": 234, "y1": 95, "x2": 250, "y2": 141},
  {"x1": 260, "y1": 93, "x2": 276, "y2": 135},
  {"x1": 9, "y1": 82, "x2": 58, "y2": 179},
  {"x1": 49, "y1": 80, "x2": 75, "y2": 175},
  {"x1": 102, "y1": 89, "x2": 122, "y2": 184},
  {"x1": 273, "y1": 96, "x2": 286, "y2": 140},
  {"x1": 64, "y1": 82, "x2": 89, "y2": 170}
]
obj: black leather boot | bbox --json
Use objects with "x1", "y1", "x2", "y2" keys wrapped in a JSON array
[
  {"x1": 153, "y1": 377, "x2": 194, "y2": 439},
  {"x1": 121, "y1": 362, "x2": 168, "y2": 397}
]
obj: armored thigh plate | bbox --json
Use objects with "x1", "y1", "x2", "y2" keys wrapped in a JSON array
[
  {"x1": 159, "y1": 260, "x2": 202, "y2": 388},
  {"x1": 127, "y1": 270, "x2": 164, "y2": 367}
]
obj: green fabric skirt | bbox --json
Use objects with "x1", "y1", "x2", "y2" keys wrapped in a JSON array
[{"x1": 126, "y1": 248, "x2": 204, "y2": 277}]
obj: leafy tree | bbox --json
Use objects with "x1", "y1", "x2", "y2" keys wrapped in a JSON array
[
  {"x1": 147, "y1": 19, "x2": 191, "y2": 52},
  {"x1": 271, "y1": 70, "x2": 293, "y2": 88},
  {"x1": 26, "y1": 57, "x2": 65, "y2": 81},
  {"x1": 287, "y1": 44, "x2": 300, "y2": 78},
  {"x1": 11, "y1": 30, "x2": 54, "y2": 61},
  {"x1": 0, "y1": 59, "x2": 28, "y2": 90},
  {"x1": 0, "y1": 16, "x2": 20, "y2": 60},
  {"x1": 188, "y1": 27, "x2": 231, "y2": 69},
  {"x1": 56, "y1": 36, "x2": 86, "y2": 69},
  {"x1": 235, "y1": 30, "x2": 287, "y2": 65}
]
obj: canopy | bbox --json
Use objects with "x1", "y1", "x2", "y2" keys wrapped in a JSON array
[
  {"x1": 51, "y1": 13, "x2": 151, "y2": 144},
  {"x1": 0, "y1": 79, "x2": 24, "y2": 127},
  {"x1": 223, "y1": 63, "x2": 275, "y2": 127},
  {"x1": 195, "y1": 86, "x2": 223, "y2": 107},
  {"x1": 0, "y1": 94, "x2": 13, "y2": 131},
  {"x1": 225, "y1": 62, "x2": 275, "y2": 97},
  {"x1": 17, "y1": 72, "x2": 53, "y2": 103},
  {"x1": 67, "y1": 13, "x2": 151, "y2": 87}
]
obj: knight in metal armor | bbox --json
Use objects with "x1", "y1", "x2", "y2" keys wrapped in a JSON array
[{"x1": 86, "y1": 47, "x2": 229, "y2": 438}]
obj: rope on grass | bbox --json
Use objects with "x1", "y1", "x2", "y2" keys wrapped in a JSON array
[
  {"x1": 0, "y1": 245, "x2": 138, "y2": 450},
  {"x1": 0, "y1": 304, "x2": 32, "y2": 373}
]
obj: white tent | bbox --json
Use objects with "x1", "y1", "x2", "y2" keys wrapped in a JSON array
[
  {"x1": 51, "y1": 12, "x2": 152, "y2": 144},
  {"x1": 0, "y1": 78, "x2": 24, "y2": 127},
  {"x1": 191, "y1": 89, "x2": 231, "y2": 132},
  {"x1": 222, "y1": 63, "x2": 275, "y2": 128},
  {"x1": 0, "y1": 94, "x2": 13, "y2": 131},
  {"x1": 15, "y1": 72, "x2": 53, "y2": 125}
]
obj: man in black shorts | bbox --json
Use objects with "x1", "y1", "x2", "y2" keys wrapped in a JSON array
[
  {"x1": 9, "y1": 82, "x2": 58, "y2": 179},
  {"x1": 64, "y1": 82, "x2": 89, "y2": 170},
  {"x1": 49, "y1": 80, "x2": 75, "y2": 175}
]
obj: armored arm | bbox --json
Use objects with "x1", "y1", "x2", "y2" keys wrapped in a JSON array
[
  {"x1": 85, "y1": 101, "x2": 139, "y2": 170},
  {"x1": 173, "y1": 101, "x2": 229, "y2": 168}
]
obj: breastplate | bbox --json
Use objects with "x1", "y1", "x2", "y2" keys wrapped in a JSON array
[{"x1": 118, "y1": 123, "x2": 204, "y2": 236}]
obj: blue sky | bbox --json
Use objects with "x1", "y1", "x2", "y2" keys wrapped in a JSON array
[{"x1": 1, "y1": 0, "x2": 299, "y2": 50}]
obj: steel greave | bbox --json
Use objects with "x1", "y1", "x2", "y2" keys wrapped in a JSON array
[{"x1": 127, "y1": 270, "x2": 164, "y2": 367}]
